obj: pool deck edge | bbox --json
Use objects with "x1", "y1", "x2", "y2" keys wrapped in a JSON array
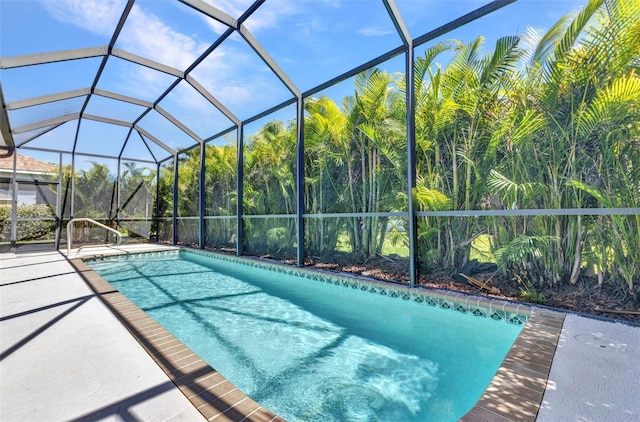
[
  {"x1": 460, "y1": 308, "x2": 565, "y2": 422},
  {"x1": 69, "y1": 257, "x2": 284, "y2": 422}
]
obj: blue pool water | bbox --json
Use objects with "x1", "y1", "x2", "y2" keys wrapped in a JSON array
[{"x1": 88, "y1": 250, "x2": 523, "y2": 421}]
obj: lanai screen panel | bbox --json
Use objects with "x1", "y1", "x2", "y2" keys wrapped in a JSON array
[
  {"x1": 156, "y1": 158, "x2": 175, "y2": 243},
  {"x1": 302, "y1": 57, "x2": 409, "y2": 274},
  {"x1": 119, "y1": 161, "x2": 156, "y2": 219},
  {"x1": 242, "y1": 106, "x2": 297, "y2": 259},
  {"x1": 189, "y1": 31, "x2": 294, "y2": 121},
  {"x1": 18, "y1": 122, "x2": 78, "y2": 154},
  {"x1": 120, "y1": 133, "x2": 158, "y2": 163},
  {"x1": 156, "y1": 80, "x2": 234, "y2": 141},
  {"x1": 119, "y1": 160, "x2": 156, "y2": 241},
  {"x1": 7, "y1": 97, "x2": 86, "y2": 131},
  {"x1": 8, "y1": 150, "x2": 60, "y2": 246},
  {"x1": 94, "y1": 57, "x2": 178, "y2": 104},
  {"x1": 83, "y1": 95, "x2": 148, "y2": 126},
  {"x1": 73, "y1": 157, "x2": 118, "y2": 220},
  {"x1": 409, "y1": 0, "x2": 640, "y2": 288},
  {"x1": 176, "y1": 148, "x2": 201, "y2": 246},
  {"x1": 137, "y1": 109, "x2": 198, "y2": 152},
  {"x1": 74, "y1": 120, "x2": 132, "y2": 157},
  {"x1": 1, "y1": 58, "x2": 103, "y2": 102},
  {"x1": 138, "y1": 132, "x2": 173, "y2": 163},
  {"x1": 12, "y1": 126, "x2": 58, "y2": 150},
  {"x1": 204, "y1": 132, "x2": 237, "y2": 251},
  {"x1": 0, "y1": 0, "x2": 116, "y2": 55}
]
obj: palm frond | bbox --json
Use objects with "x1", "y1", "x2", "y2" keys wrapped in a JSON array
[
  {"x1": 531, "y1": 16, "x2": 572, "y2": 66},
  {"x1": 479, "y1": 35, "x2": 521, "y2": 89},
  {"x1": 578, "y1": 73, "x2": 640, "y2": 137},
  {"x1": 413, "y1": 185, "x2": 452, "y2": 211},
  {"x1": 495, "y1": 235, "x2": 558, "y2": 271},
  {"x1": 537, "y1": 0, "x2": 605, "y2": 102},
  {"x1": 554, "y1": 0, "x2": 605, "y2": 63},
  {"x1": 415, "y1": 41, "x2": 453, "y2": 93},
  {"x1": 443, "y1": 37, "x2": 483, "y2": 99}
]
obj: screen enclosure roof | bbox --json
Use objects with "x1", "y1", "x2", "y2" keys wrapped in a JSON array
[{"x1": 1, "y1": 0, "x2": 588, "y2": 163}]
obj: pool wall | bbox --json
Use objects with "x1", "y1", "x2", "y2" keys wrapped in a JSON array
[{"x1": 72, "y1": 247, "x2": 565, "y2": 422}]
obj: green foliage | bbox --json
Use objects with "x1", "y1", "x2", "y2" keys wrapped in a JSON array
[
  {"x1": 495, "y1": 235, "x2": 559, "y2": 274},
  {"x1": 20, "y1": 0, "x2": 635, "y2": 297},
  {"x1": 74, "y1": 162, "x2": 117, "y2": 219},
  {"x1": 0, "y1": 207, "x2": 10, "y2": 241},
  {"x1": 469, "y1": 234, "x2": 495, "y2": 263},
  {"x1": 515, "y1": 273, "x2": 547, "y2": 304},
  {"x1": 119, "y1": 162, "x2": 156, "y2": 219},
  {"x1": 0, "y1": 204, "x2": 56, "y2": 241}
]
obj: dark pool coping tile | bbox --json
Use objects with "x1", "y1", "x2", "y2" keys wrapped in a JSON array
[
  {"x1": 460, "y1": 308, "x2": 565, "y2": 422},
  {"x1": 70, "y1": 251, "x2": 564, "y2": 422}
]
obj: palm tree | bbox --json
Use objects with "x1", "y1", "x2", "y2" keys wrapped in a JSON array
[
  {"x1": 243, "y1": 120, "x2": 297, "y2": 256},
  {"x1": 203, "y1": 143, "x2": 237, "y2": 249},
  {"x1": 410, "y1": 34, "x2": 524, "y2": 271},
  {"x1": 155, "y1": 159, "x2": 175, "y2": 242},
  {"x1": 304, "y1": 96, "x2": 350, "y2": 256},
  {"x1": 343, "y1": 69, "x2": 406, "y2": 261},
  {"x1": 492, "y1": 0, "x2": 639, "y2": 297},
  {"x1": 119, "y1": 161, "x2": 156, "y2": 219}
]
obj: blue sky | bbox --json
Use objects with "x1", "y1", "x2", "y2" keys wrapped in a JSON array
[{"x1": 1, "y1": 0, "x2": 587, "y2": 168}]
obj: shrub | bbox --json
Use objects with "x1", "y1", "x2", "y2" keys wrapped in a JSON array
[{"x1": 0, "y1": 204, "x2": 56, "y2": 241}]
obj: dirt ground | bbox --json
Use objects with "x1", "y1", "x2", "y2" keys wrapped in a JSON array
[{"x1": 300, "y1": 255, "x2": 640, "y2": 325}]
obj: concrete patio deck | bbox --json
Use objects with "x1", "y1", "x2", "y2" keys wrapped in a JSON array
[
  {"x1": 1, "y1": 245, "x2": 207, "y2": 421},
  {"x1": 1, "y1": 244, "x2": 639, "y2": 421}
]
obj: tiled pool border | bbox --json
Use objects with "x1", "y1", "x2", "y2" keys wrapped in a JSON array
[
  {"x1": 75, "y1": 246, "x2": 565, "y2": 421},
  {"x1": 90, "y1": 248, "x2": 531, "y2": 325}
]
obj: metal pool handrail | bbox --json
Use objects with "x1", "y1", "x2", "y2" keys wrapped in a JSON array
[{"x1": 67, "y1": 218, "x2": 122, "y2": 256}]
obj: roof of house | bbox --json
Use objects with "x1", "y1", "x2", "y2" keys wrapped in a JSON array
[{"x1": 0, "y1": 153, "x2": 56, "y2": 174}]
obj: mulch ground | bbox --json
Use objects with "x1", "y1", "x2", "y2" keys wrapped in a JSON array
[
  {"x1": 299, "y1": 255, "x2": 640, "y2": 325},
  {"x1": 206, "y1": 246, "x2": 640, "y2": 324}
]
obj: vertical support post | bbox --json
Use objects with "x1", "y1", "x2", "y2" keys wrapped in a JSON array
[
  {"x1": 10, "y1": 151, "x2": 18, "y2": 251},
  {"x1": 296, "y1": 95, "x2": 305, "y2": 266},
  {"x1": 154, "y1": 162, "x2": 160, "y2": 242},
  {"x1": 236, "y1": 125, "x2": 244, "y2": 256},
  {"x1": 172, "y1": 154, "x2": 179, "y2": 245},
  {"x1": 406, "y1": 44, "x2": 418, "y2": 288},
  {"x1": 199, "y1": 141, "x2": 206, "y2": 249},
  {"x1": 116, "y1": 157, "x2": 121, "y2": 235},
  {"x1": 54, "y1": 152, "x2": 62, "y2": 249},
  {"x1": 383, "y1": 0, "x2": 418, "y2": 287},
  {"x1": 70, "y1": 154, "x2": 76, "y2": 219}
]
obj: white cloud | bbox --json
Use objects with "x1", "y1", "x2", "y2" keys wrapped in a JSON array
[
  {"x1": 42, "y1": 0, "x2": 207, "y2": 70},
  {"x1": 41, "y1": 0, "x2": 290, "y2": 123},
  {"x1": 119, "y1": 5, "x2": 208, "y2": 70},
  {"x1": 358, "y1": 27, "x2": 394, "y2": 37},
  {"x1": 188, "y1": 43, "x2": 266, "y2": 112},
  {"x1": 40, "y1": 0, "x2": 124, "y2": 37},
  {"x1": 200, "y1": 0, "x2": 300, "y2": 34}
]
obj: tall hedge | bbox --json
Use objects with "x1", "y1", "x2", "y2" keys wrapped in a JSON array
[{"x1": 0, "y1": 204, "x2": 56, "y2": 241}]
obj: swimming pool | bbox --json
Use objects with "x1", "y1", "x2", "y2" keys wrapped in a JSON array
[{"x1": 87, "y1": 249, "x2": 525, "y2": 421}]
